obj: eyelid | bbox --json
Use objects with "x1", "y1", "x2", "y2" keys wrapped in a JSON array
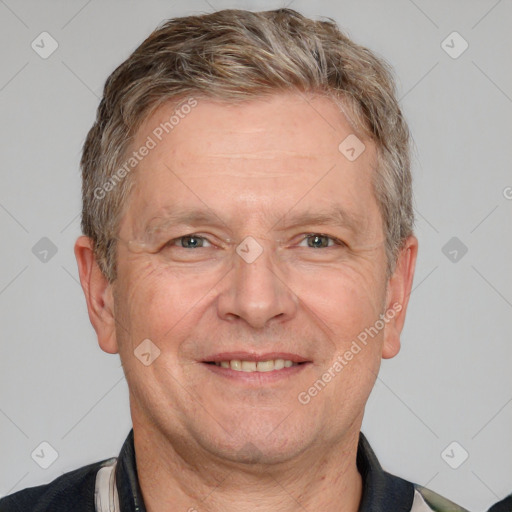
[
  {"x1": 167, "y1": 234, "x2": 213, "y2": 247},
  {"x1": 165, "y1": 232, "x2": 345, "y2": 248},
  {"x1": 296, "y1": 233, "x2": 345, "y2": 247}
]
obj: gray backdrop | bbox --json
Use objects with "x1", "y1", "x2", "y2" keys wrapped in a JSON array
[{"x1": 1, "y1": 1, "x2": 511, "y2": 510}]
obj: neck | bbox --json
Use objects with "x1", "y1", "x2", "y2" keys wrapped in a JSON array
[{"x1": 132, "y1": 417, "x2": 363, "y2": 512}]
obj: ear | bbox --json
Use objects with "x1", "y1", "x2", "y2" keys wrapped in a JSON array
[
  {"x1": 74, "y1": 235, "x2": 118, "y2": 354},
  {"x1": 381, "y1": 235, "x2": 418, "y2": 359}
]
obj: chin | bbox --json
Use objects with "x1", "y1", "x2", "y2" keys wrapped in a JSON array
[{"x1": 198, "y1": 420, "x2": 314, "y2": 466}]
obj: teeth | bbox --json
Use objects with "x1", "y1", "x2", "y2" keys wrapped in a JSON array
[
  {"x1": 241, "y1": 361, "x2": 257, "y2": 372},
  {"x1": 273, "y1": 359, "x2": 285, "y2": 370},
  {"x1": 256, "y1": 360, "x2": 274, "y2": 372},
  {"x1": 213, "y1": 359, "x2": 300, "y2": 372}
]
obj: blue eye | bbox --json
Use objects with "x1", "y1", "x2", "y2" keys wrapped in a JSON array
[
  {"x1": 163, "y1": 234, "x2": 344, "y2": 251},
  {"x1": 167, "y1": 235, "x2": 212, "y2": 249},
  {"x1": 299, "y1": 234, "x2": 344, "y2": 248}
]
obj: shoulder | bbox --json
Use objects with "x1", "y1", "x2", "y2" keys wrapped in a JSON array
[
  {"x1": 412, "y1": 485, "x2": 471, "y2": 511},
  {"x1": 487, "y1": 493, "x2": 512, "y2": 512},
  {"x1": 0, "y1": 457, "x2": 115, "y2": 512},
  {"x1": 356, "y1": 432, "x2": 470, "y2": 511}
]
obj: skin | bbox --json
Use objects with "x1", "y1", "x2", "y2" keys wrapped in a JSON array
[{"x1": 75, "y1": 91, "x2": 418, "y2": 512}]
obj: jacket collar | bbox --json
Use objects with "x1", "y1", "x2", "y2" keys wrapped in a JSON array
[
  {"x1": 115, "y1": 429, "x2": 146, "y2": 512},
  {"x1": 115, "y1": 429, "x2": 414, "y2": 511},
  {"x1": 356, "y1": 431, "x2": 414, "y2": 511}
]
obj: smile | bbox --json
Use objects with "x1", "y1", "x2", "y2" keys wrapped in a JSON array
[
  {"x1": 202, "y1": 359, "x2": 311, "y2": 384},
  {"x1": 210, "y1": 359, "x2": 300, "y2": 372}
]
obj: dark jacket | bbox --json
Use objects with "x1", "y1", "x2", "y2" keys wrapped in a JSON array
[
  {"x1": 0, "y1": 430, "x2": 470, "y2": 511},
  {"x1": 488, "y1": 494, "x2": 512, "y2": 512}
]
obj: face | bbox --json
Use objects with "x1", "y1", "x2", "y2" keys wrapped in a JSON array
[{"x1": 77, "y1": 92, "x2": 417, "y2": 464}]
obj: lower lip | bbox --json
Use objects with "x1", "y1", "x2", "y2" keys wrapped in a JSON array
[{"x1": 201, "y1": 362, "x2": 311, "y2": 384}]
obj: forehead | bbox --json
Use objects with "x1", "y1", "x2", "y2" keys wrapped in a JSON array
[
  {"x1": 137, "y1": 92, "x2": 368, "y2": 166},
  {"x1": 120, "y1": 92, "x2": 381, "y2": 237}
]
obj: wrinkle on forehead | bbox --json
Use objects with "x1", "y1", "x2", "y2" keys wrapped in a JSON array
[
  {"x1": 205, "y1": 150, "x2": 318, "y2": 160},
  {"x1": 120, "y1": 92, "x2": 380, "y2": 240}
]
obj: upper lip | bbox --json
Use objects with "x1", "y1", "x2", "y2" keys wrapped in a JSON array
[{"x1": 202, "y1": 352, "x2": 310, "y2": 363}]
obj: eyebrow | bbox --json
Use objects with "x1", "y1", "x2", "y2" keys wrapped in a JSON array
[
  {"x1": 142, "y1": 208, "x2": 229, "y2": 237},
  {"x1": 141, "y1": 204, "x2": 365, "y2": 238},
  {"x1": 272, "y1": 206, "x2": 364, "y2": 234}
]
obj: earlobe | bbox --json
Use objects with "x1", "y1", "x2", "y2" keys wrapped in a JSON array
[
  {"x1": 381, "y1": 235, "x2": 418, "y2": 360},
  {"x1": 74, "y1": 236, "x2": 119, "y2": 354},
  {"x1": 381, "y1": 325, "x2": 401, "y2": 359}
]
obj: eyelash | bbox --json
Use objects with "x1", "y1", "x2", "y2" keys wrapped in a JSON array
[
  {"x1": 300, "y1": 234, "x2": 346, "y2": 248},
  {"x1": 165, "y1": 233, "x2": 346, "y2": 249}
]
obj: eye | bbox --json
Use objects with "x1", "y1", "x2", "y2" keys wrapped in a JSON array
[
  {"x1": 166, "y1": 234, "x2": 212, "y2": 249},
  {"x1": 298, "y1": 234, "x2": 345, "y2": 249}
]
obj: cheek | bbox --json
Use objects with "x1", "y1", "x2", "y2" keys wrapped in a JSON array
[
  {"x1": 114, "y1": 244, "x2": 387, "y2": 359},
  {"x1": 299, "y1": 267, "x2": 386, "y2": 410},
  {"x1": 294, "y1": 266, "x2": 385, "y2": 428},
  {"x1": 290, "y1": 262, "x2": 386, "y2": 346},
  {"x1": 115, "y1": 256, "x2": 221, "y2": 347}
]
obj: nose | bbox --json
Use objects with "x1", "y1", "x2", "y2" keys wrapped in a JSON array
[{"x1": 216, "y1": 240, "x2": 298, "y2": 329}]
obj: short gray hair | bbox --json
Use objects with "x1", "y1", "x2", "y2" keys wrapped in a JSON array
[{"x1": 80, "y1": 8, "x2": 414, "y2": 282}]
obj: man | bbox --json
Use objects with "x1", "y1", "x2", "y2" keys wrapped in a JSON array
[{"x1": 0, "y1": 8, "x2": 471, "y2": 512}]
